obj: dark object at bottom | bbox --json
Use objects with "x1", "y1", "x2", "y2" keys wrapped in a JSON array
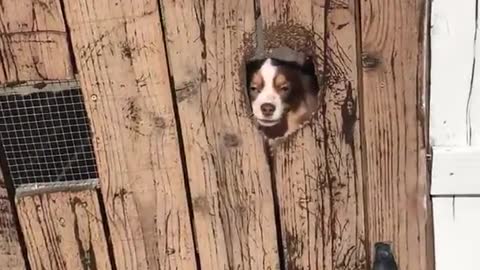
[{"x1": 372, "y1": 242, "x2": 398, "y2": 270}]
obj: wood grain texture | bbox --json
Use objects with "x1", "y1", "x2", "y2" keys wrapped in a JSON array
[
  {"x1": 0, "y1": 0, "x2": 73, "y2": 83},
  {"x1": 159, "y1": 1, "x2": 280, "y2": 269},
  {"x1": 62, "y1": 0, "x2": 197, "y2": 269},
  {"x1": 360, "y1": 0, "x2": 432, "y2": 269},
  {"x1": 324, "y1": 1, "x2": 367, "y2": 268},
  {"x1": 0, "y1": 175, "x2": 25, "y2": 270},
  {"x1": 260, "y1": 0, "x2": 366, "y2": 269},
  {"x1": 16, "y1": 190, "x2": 111, "y2": 270}
]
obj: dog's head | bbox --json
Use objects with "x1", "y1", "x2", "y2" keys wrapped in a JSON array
[{"x1": 246, "y1": 58, "x2": 317, "y2": 128}]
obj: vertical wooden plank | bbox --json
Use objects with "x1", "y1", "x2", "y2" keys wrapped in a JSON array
[
  {"x1": 432, "y1": 197, "x2": 480, "y2": 270},
  {"x1": 430, "y1": 0, "x2": 476, "y2": 147},
  {"x1": 159, "y1": 1, "x2": 280, "y2": 269},
  {"x1": 260, "y1": 0, "x2": 366, "y2": 269},
  {"x1": 16, "y1": 190, "x2": 111, "y2": 270},
  {"x1": 0, "y1": 0, "x2": 73, "y2": 83},
  {"x1": 360, "y1": 0, "x2": 432, "y2": 269},
  {"x1": 324, "y1": 0, "x2": 367, "y2": 268},
  {"x1": 0, "y1": 1, "x2": 107, "y2": 269},
  {"x1": 0, "y1": 173, "x2": 25, "y2": 270},
  {"x1": 62, "y1": 0, "x2": 197, "y2": 269}
]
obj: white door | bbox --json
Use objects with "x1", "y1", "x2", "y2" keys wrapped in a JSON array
[{"x1": 431, "y1": 1, "x2": 480, "y2": 269}]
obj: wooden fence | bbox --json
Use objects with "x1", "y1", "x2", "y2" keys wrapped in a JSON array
[{"x1": 0, "y1": 0, "x2": 433, "y2": 269}]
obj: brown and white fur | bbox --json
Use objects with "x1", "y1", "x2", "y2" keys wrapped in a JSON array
[{"x1": 247, "y1": 57, "x2": 319, "y2": 138}]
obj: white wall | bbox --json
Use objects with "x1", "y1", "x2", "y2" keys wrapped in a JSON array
[{"x1": 430, "y1": 1, "x2": 480, "y2": 270}]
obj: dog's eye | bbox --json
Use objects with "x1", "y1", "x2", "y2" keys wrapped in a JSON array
[
  {"x1": 250, "y1": 86, "x2": 258, "y2": 92},
  {"x1": 280, "y1": 85, "x2": 289, "y2": 92}
]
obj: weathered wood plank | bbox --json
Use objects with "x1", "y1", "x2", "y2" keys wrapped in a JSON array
[
  {"x1": 432, "y1": 197, "x2": 480, "y2": 270},
  {"x1": 16, "y1": 189, "x2": 111, "y2": 270},
  {"x1": 260, "y1": 0, "x2": 367, "y2": 269},
  {"x1": 0, "y1": 173, "x2": 25, "y2": 270},
  {"x1": 0, "y1": 0, "x2": 73, "y2": 83},
  {"x1": 430, "y1": 0, "x2": 477, "y2": 147},
  {"x1": 360, "y1": 0, "x2": 433, "y2": 269},
  {"x1": 323, "y1": 0, "x2": 367, "y2": 268},
  {"x1": 159, "y1": 0, "x2": 280, "y2": 269},
  {"x1": 62, "y1": 0, "x2": 198, "y2": 269}
]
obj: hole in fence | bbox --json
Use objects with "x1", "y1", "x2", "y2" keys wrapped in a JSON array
[
  {"x1": 245, "y1": 52, "x2": 320, "y2": 139},
  {"x1": 0, "y1": 81, "x2": 99, "y2": 190}
]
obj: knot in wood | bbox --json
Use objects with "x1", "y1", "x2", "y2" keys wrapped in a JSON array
[
  {"x1": 152, "y1": 116, "x2": 166, "y2": 129},
  {"x1": 361, "y1": 53, "x2": 381, "y2": 69},
  {"x1": 223, "y1": 133, "x2": 241, "y2": 147},
  {"x1": 33, "y1": 82, "x2": 47, "y2": 89},
  {"x1": 166, "y1": 248, "x2": 176, "y2": 255},
  {"x1": 192, "y1": 196, "x2": 209, "y2": 214}
]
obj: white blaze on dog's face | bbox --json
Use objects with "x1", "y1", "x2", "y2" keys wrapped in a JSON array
[{"x1": 249, "y1": 58, "x2": 291, "y2": 127}]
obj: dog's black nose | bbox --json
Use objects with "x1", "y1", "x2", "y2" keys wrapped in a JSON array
[{"x1": 260, "y1": 103, "x2": 276, "y2": 117}]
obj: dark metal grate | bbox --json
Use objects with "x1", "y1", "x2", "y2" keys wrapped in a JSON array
[{"x1": 0, "y1": 83, "x2": 98, "y2": 188}]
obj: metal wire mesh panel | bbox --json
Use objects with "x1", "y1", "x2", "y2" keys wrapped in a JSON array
[{"x1": 0, "y1": 82, "x2": 98, "y2": 188}]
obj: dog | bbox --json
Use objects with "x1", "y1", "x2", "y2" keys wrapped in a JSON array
[{"x1": 246, "y1": 57, "x2": 319, "y2": 138}]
